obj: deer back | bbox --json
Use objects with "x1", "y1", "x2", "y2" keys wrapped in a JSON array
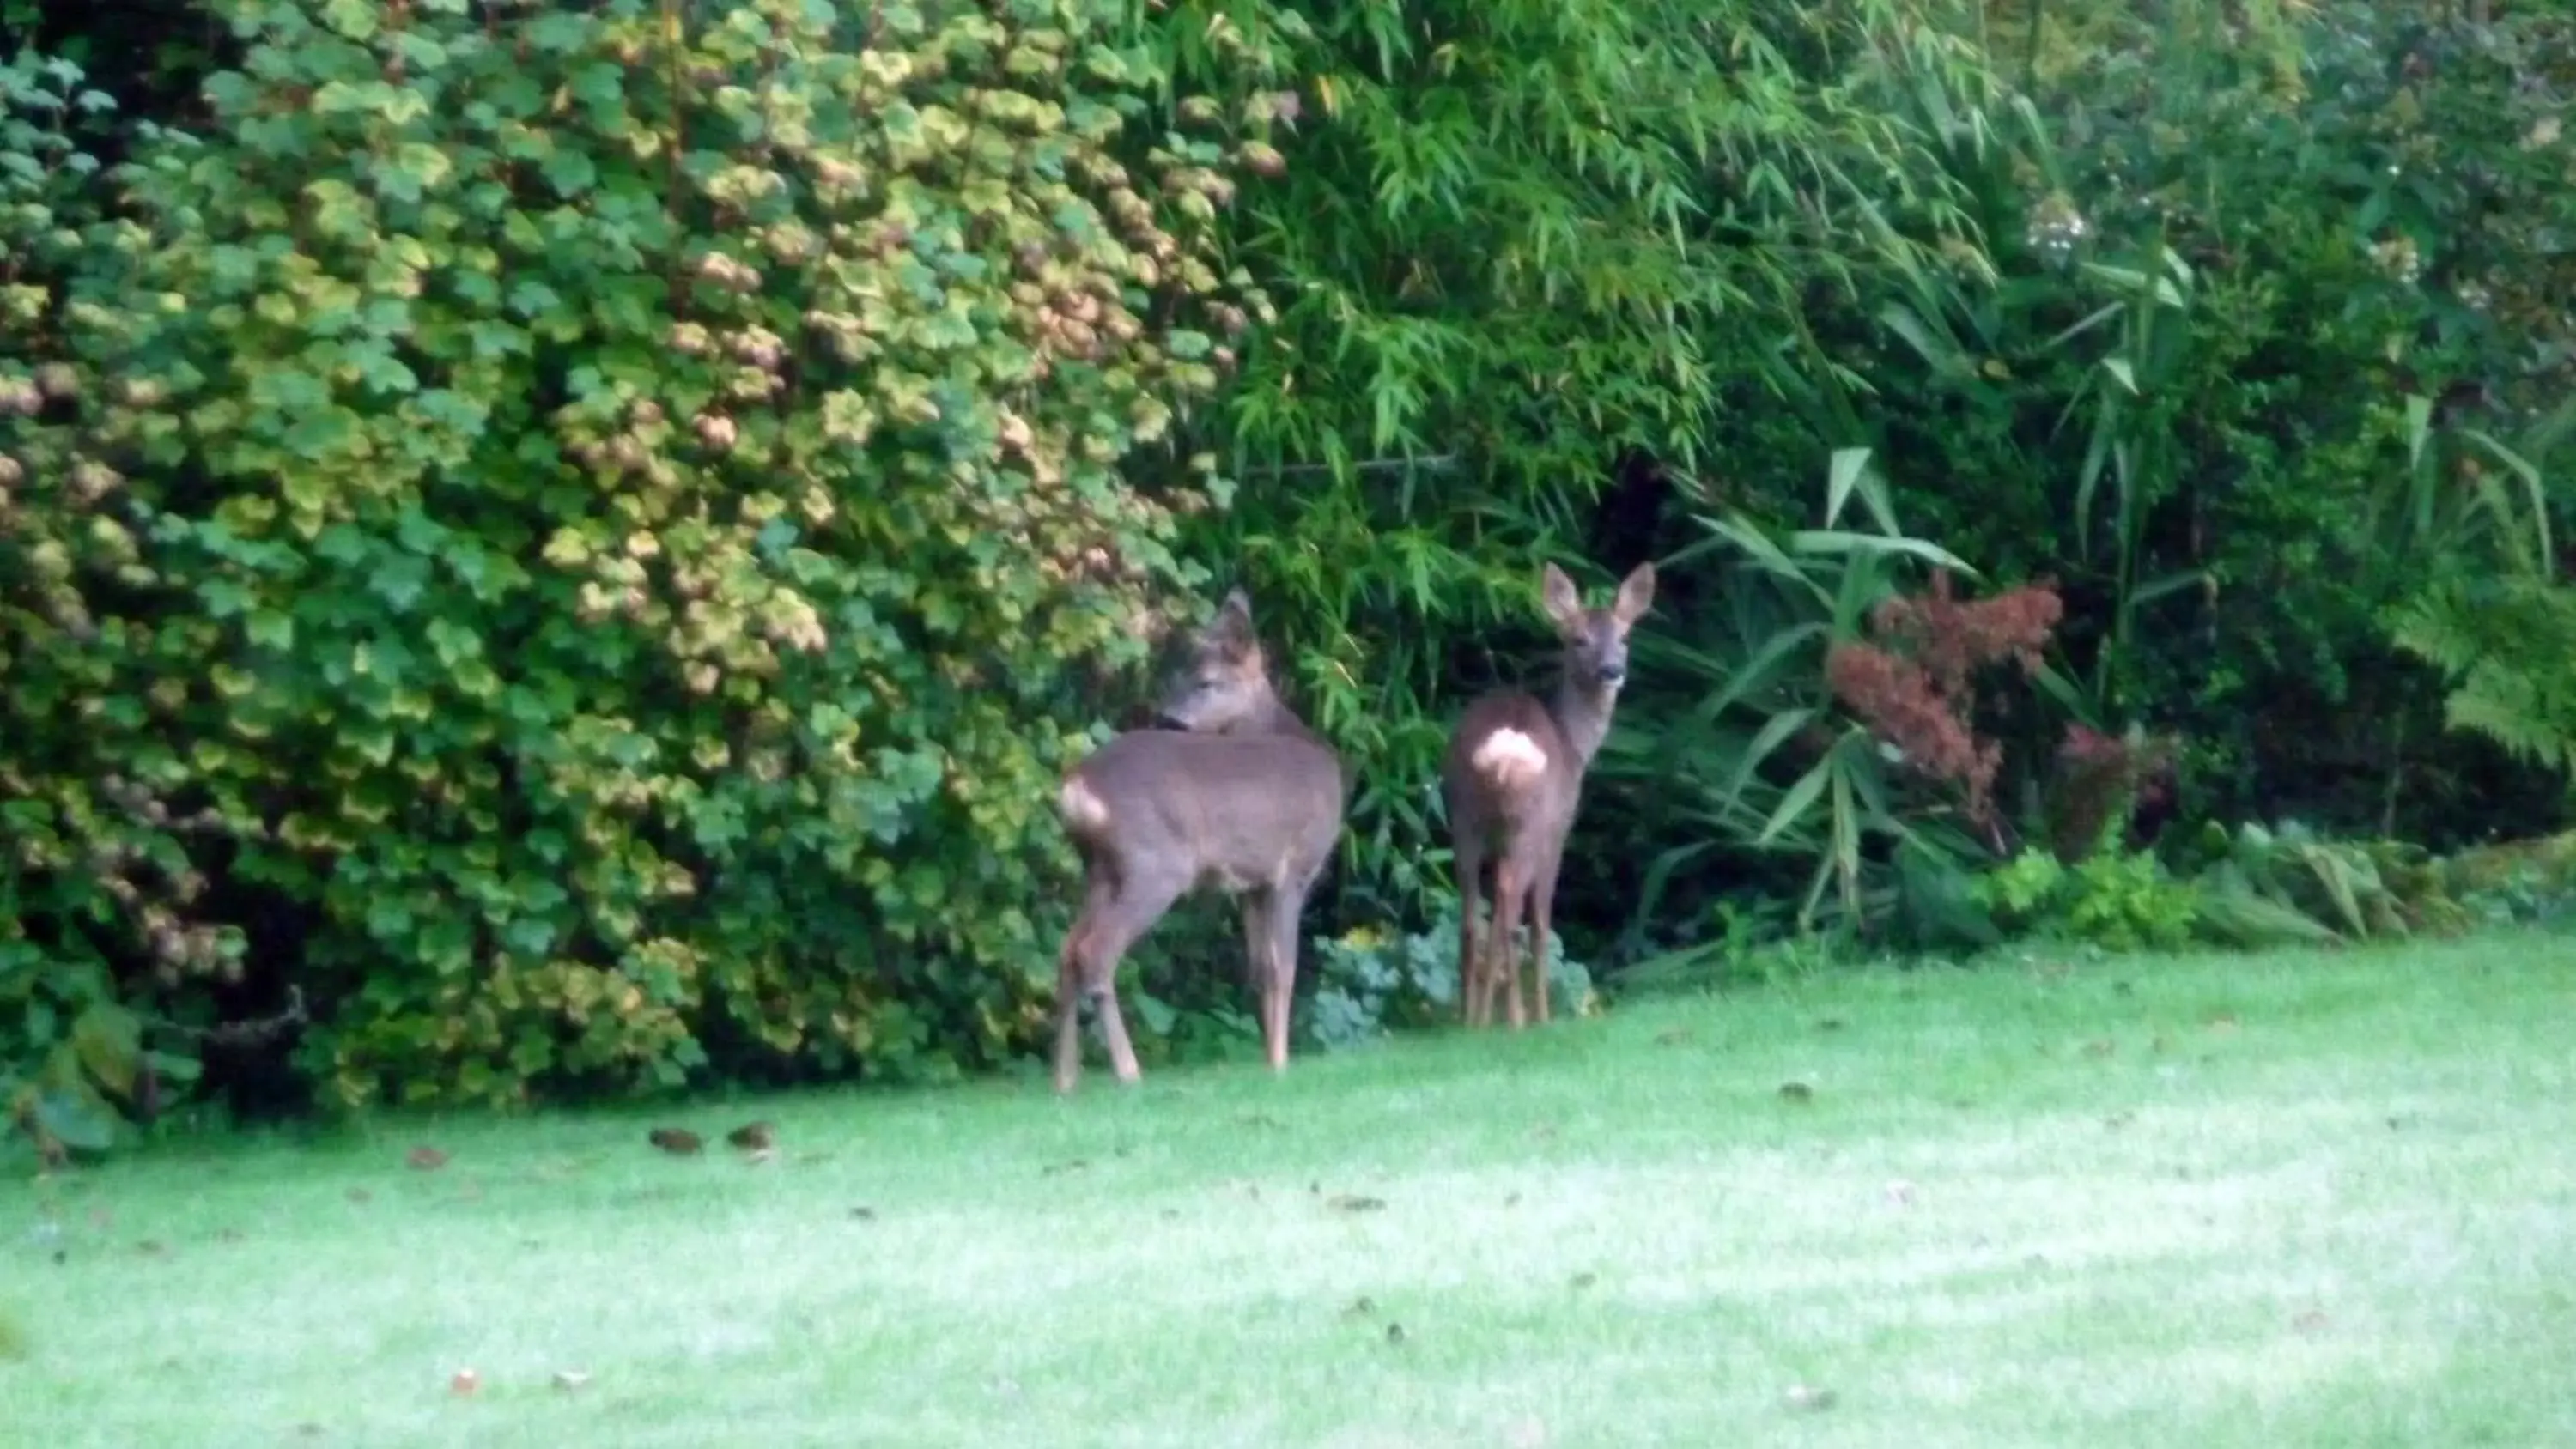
[{"x1": 1066, "y1": 729, "x2": 1345, "y2": 892}]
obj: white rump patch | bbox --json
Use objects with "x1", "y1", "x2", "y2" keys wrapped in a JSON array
[
  {"x1": 1058, "y1": 776, "x2": 1112, "y2": 834},
  {"x1": 1471, "y1": 729, "x2": 1549, "y2": 792}
]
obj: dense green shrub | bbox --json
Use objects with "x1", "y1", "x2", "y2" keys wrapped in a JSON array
[
  {"x1": 1970, "y1": 846, "x2": 2200, "y2": 954},
  {"x1": 3, "y1": 50, "x2": 213, "y2": 1161},
  {"x1": 2178, "y1": 822, "x2": 2471, "y2": 948},
  {"x1": 1866, "y1": 0, "x2": 2576, "y2": 842},
  {"x1": 3, "y1": 0, "x2": 1285, "y2": 1125},
  {"x1": 11, "y1": 0, "x2": 2576, "y2": 1144},
  {"x1": 1304, "y1": 904, "x2": 1595, "y2": 1050},
  {"x1": 1141, "y1": 0, "x2": 2005, "y2": 951}
]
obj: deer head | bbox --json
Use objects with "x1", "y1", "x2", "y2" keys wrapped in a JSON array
[
  {"x1": 1153, "y1": 588, "x2": 1283, "y2": 733},
  {"x1": 1540, "y1": 561, "x2": 1656, "y2": 694}
]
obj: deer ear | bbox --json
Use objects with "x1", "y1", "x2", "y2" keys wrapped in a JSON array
[
  {"x1": 1540, "y1": 562, "x2": 1584, "y2": 634},
  {"x1": 1611, "y1": 562, "x2": 1657, "y2": 627},
  {"x1": 1208, "y1": 588, "x2": 1255, "y2": 652}
]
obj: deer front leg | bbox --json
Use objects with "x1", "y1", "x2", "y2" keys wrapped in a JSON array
[
  {"x1": 1242, "y1": 890, "x2": 1287, "y2": 1072},
  {"x1": 1529, "y1": 849, "x2": 1565, "y2": 1026}
]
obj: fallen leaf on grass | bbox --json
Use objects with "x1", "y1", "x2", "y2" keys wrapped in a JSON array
[
  {"x1": 1777, "y1": 1082, "x2": 1814, "y2": 1104},
  {"x1": 449, "y1": 1368, "x2": 480, "y2": 1397},
  {"x1": 647, "y1": 1127, "x2": 703, "y2": 1155},
  {"x1": 726, "y1": 1122, "x2": 775, "y2": 1151},
  {"x1": 1326, "y1": 1194, "x2": 1387, "y2": 1213},
  {"x1": 551, "y1": 1370, "x2": 591, "y2": 1391},
  {"x1": 1784, "y1": 1385, "x2": 1836, "y2": 1412},
  {"x1": 406, "y1": 1146, "x2": 449, "y2": 1171}
]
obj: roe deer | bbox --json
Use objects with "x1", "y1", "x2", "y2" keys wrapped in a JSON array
[
  {"x1": 1051, "y1": 589, "x2": 1346, "y2": 1094},
  {"x1": 1443, "y1": 560, "x2": 1656, "y2": 1029}
]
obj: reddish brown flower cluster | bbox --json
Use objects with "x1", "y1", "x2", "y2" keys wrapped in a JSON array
[{"x1": 1824, "y1": 572, "x2": 2064, "y2": 840}]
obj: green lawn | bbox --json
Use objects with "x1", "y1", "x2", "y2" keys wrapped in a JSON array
[{"x1": 8, "y1": 933, "x2": 2576, "y2": 1448}]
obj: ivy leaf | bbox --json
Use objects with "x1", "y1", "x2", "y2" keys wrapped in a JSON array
[
  {"x1": 246, "y1": 610, "x2": 297, "y2": 652},
  {"x1": 541, "y1": 149, "x2": 598, "y2": 198},
  {"x1": 70, "y1": 1002, "x2": 143, "y2": 1099},
  {"x1": 371, "y1": 553, "x2": 432, "y2": 612},
  {"x1": 199, "y1": 578, "x2": 254, "y2": 618},
  {"x1": 32, "y1": 1086, "x2": 117, "y2": 1153},
  {"x1": 320, "y1": 0, "x2": 381, "y2": 39},
  {"x1": 507, "y1": 279, "x2": 564, "y2": 319}
]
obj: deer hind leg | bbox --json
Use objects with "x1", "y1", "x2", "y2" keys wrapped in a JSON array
[
  {"x1": 1053, "y1": 865, "x2": 1118, "y2": 1094},
  {"x1": 1452, "y1": 834, "x2": 1488, "y2": 1028},
  {"x1": 1491, "y1": 852, "x2": 1531, "y2": 1030},
  {"x1": 1065, "y1": 862, "x2": 1189, "y2": 1088}
]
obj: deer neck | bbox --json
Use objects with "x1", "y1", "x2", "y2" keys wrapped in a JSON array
[
  {"x1": 1235, "y1": 686, "x2": 1324, "y2": 746},
  {"x1": 1547, "y1": 677, "x2": 1620, "y2": 772}
]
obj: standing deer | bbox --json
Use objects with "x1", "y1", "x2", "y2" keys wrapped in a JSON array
[
  {"x1": 1443, "y1": 560, "x2": 1656, "y2": 1029},
  {"x1": 1051, "y1": 589, "x2": 1346, "y2": 1094}
]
